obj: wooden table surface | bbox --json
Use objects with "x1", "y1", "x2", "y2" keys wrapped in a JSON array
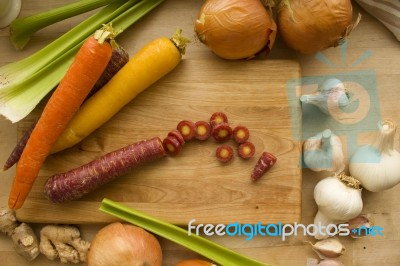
[{"x1": 1, "y1": 1, "x2": 399, "y2": 265}]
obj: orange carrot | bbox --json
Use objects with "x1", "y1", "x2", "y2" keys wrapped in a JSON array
[{"x1": 8, "y1": 30, "x2": 113, "y2": 209}]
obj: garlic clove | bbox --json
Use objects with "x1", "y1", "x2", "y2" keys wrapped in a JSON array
[
  {"x1": 346, "y1": 214, "x2": 372, "y2": 238},
  {"x1": 317, "y1": 259, "x2": 345, "y2": 266},
  {"x1": 309, "y1": 237, "x2": 345, "y2": 259}
]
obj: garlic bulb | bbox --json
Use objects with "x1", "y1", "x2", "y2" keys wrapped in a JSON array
[
  {"x1": 300, "y1": 78, "x2": 350, "y2": 115},
  {"x1": 303, "y1": 129, "x2": 345, "y2": 173},
  {"x1": 349, "y1": 120, "x2": 400, "y2": 192},
  {"x1": 314, "y1": 173, "x2": 363, "y2": 239}
]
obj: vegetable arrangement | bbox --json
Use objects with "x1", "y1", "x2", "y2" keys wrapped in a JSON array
[
  {"x1": 8, "y1": 26, "x2": 114, "y2": 210},
  {"x1": 50, "y1": 29, "x2": 190, "y2": 153},
  {"x1": 0, "y1": 0, "x2": 165, "y2": 123},
  {"x1": 4, "y1": 0, "x2": 393, "y2": 264}
]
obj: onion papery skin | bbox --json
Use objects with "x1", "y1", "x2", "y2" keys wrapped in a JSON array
[
  {"x1": 278, "y1": 0, "x2": 353, "y2": 54},
  {"x1": 87, "y1": 222, "x2": 163, "y2": 266},
  {"x1": 194, "y1": 0, "x2": 277, "y2": 60}
]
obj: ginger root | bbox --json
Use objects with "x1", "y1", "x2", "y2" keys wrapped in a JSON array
[
  {"x1": 0, "y1": 207, "x2": 40, "y2": 261},
  {"x1": 39, "y1": 224, "x2": 90, "y2": 264}
]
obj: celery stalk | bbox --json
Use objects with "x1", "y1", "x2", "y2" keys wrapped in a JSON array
[
  {"x1": 0, "y1": 0, "x2": 164, "y2": 122},
  {"x1": 100, "y1": 198, "x2": 269, "y2": 266},
  {"x1": 109, "y1": 0, "x2": 164, "y2": 30},
  {"x1": 10, "y1": 0, "x2": 121, "y2": 50}
]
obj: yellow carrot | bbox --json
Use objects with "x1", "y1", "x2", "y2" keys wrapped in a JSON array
[{"x1": 51, "y1": 29, "x2": 189, "y2": 153}]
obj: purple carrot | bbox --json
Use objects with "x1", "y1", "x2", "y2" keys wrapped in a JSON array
[
  {"x1": 251, "y1": 152, "x2": 277, "y2": 182},
  {"x1": 3, "y1": 120, "x2": 37, "y2": 171},
  {"x1": 44, "y1": 137, "x2": 166, "y2": 203}
]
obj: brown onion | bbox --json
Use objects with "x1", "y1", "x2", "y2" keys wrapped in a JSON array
[
  {"x1": 194, "y1": 0, "x2": 277, "y2": 60},
  {"x1": 278, "y1": 0, "x2": 355, "y2": 54},
  {"x1": 87, "y1": 222, "x2": 163, "y2": 266}
]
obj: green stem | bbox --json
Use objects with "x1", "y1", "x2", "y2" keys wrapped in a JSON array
[
  {"x1": 10, "y1": 0, "x2": 122, "y2": 50},
  {"x1": 110, "y1": 0, "x2": 165, "y2": 31},
  {"x1": 100, "y1": 198, "x2": 269, "y2": 266}
]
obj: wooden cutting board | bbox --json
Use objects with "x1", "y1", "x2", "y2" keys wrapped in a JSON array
[{"x1": 15, "y1": 58, "x2": 302, "y2": 225}]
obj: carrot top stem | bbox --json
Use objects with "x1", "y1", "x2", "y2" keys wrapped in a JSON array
[
  {"x1": 93, "y1": 23, "x2": 120, "y2": 44},
  {"x1": 170, "y1": 28, "x2": 190, "y2": 55}
]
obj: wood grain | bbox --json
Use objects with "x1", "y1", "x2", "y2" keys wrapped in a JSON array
[{"x1": 15, "y1": 58, "x2": 302, "y2": 225}]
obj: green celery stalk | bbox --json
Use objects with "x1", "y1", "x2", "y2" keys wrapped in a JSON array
[
  {"x1": 0, "y1": 0, "x2": 165, "y2": 122},
  {"x1": 10, "y1": 0, "x2": 122, "y2": 50},
  {"x1": 109, "y1": 0, "x2": 164, "y2": 30},
  {"x1": 99, "y1": 198, "x2": 269, "y2": 266}
]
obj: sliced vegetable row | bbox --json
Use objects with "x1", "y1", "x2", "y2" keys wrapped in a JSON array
[
  {"x1": 162, "y1": 111, "x2": 277, "y2": 179},
  {"x1": 43, "y1": 111, "x2": 277, "y2": 204}
]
